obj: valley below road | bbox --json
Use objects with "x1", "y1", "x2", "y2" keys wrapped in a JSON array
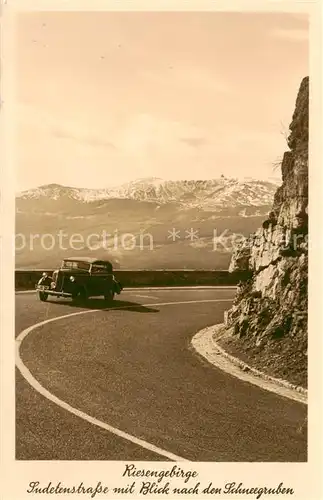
[{"x1": 15, "y1": 287, "x2": 307, "y2": 461}]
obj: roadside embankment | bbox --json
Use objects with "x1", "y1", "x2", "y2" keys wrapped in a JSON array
[{"x1": 191, "y1": 324, "x2": 307, "y2": 404}]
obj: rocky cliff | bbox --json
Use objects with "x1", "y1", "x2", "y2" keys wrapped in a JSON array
[{"x1": 223, "y1": 77, "x2": 308, "y2": 387}]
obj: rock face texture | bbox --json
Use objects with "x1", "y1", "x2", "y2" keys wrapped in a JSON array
[{"x1": 224, "y1": 77, "x2": 308, "y2": 387}]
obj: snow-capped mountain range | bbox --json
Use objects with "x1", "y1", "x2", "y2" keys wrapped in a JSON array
[
  {"x1": 17, "y1": 176, "x2": 280, "y2": 210},
  {"x1": 16, "y1": 176, "x2": 280, "y2": 269}
]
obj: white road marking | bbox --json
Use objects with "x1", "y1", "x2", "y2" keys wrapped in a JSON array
[
  {"x1": 16, "y1": 298, "x2": 232, "y2": 461},
  {"x1": 133, "y1": 294, "x2": 159, "y2": 300},
  {"x1": 123, "y1": 287, "x2": 237, "y2": 292}
]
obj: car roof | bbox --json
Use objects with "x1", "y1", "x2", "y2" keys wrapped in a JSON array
[{"x1": 63, "y1": 257, "x2": 113, "y2": 265}]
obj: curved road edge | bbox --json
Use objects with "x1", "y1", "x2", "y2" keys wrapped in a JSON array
[
  {"x1": 191, "y1": 324, "x2": 307, "y2": 405},
  {"x1": 16, "y1": 298, "x2": 233, "y2": 462}
]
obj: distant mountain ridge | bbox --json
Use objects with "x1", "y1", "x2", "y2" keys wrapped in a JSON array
[
  {"x1": 17, "y1": 176, "x2": 280, "y2": 210},
  {"x1": 16, "y1": 176, "x2": 279, "y2": 270}
]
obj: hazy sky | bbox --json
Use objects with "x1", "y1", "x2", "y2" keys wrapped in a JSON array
[{"x1": 16, "y1": 11, "x2": 309, "y2": 191}]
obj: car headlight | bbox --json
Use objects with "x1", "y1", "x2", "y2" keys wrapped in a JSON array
[{"x1": 70, "y1": 276, "x2": 75, "y2": 282}]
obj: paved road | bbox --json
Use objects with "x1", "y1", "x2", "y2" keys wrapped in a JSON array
[{"x1": 16, "y1": 288, "x2": 307, "y2": 461}]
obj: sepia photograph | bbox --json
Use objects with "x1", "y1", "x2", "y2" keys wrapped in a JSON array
[{"x1": 12, "y1": 8, "x2": 310, "y2": 469}]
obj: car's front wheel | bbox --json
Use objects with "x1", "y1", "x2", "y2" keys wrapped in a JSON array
[
  {"x1": 38, "y1": 291, "x2": 48, "y2": 302},
  {"x1": 72, "y1": 287, "x2": 87, "y2": 304}
]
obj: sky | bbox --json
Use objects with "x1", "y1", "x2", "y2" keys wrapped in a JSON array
[{"x1": 16, "y1": 11, "x2": 309, "y2": 191}]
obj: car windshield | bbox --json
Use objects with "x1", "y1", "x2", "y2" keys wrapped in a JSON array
[{"x1": 61, "y1": 260, "x2": 90, "y2": 271}]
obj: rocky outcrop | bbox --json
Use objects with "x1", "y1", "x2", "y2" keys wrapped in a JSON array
[{"x1": 224, "y1": 77, "x2": 308, "y2": 387}]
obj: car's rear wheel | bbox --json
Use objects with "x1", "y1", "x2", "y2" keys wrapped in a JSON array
[
  {"x1": 38, "y1": 291, "x2": 48, "y2": 302},
  {"x1": 104, "y1": 289, "x2": 115, "y2": 302}
]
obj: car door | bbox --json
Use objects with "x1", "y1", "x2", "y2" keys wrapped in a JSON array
[{"x1": 90, "y1": 264, "x2": 111, "y2": 295}]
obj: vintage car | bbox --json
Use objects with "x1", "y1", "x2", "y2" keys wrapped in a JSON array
[{"x1": 35, "y1": 257, "x2": 123, "y2": 303}]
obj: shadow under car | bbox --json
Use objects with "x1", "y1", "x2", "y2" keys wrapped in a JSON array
[{"x1": 47, "y1": 297, "x2": 159, "y2": 313}]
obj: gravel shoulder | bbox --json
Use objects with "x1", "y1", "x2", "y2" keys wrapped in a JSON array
[{"x1": 191, "y1": 324, "x2": 307, "y2": 406}]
